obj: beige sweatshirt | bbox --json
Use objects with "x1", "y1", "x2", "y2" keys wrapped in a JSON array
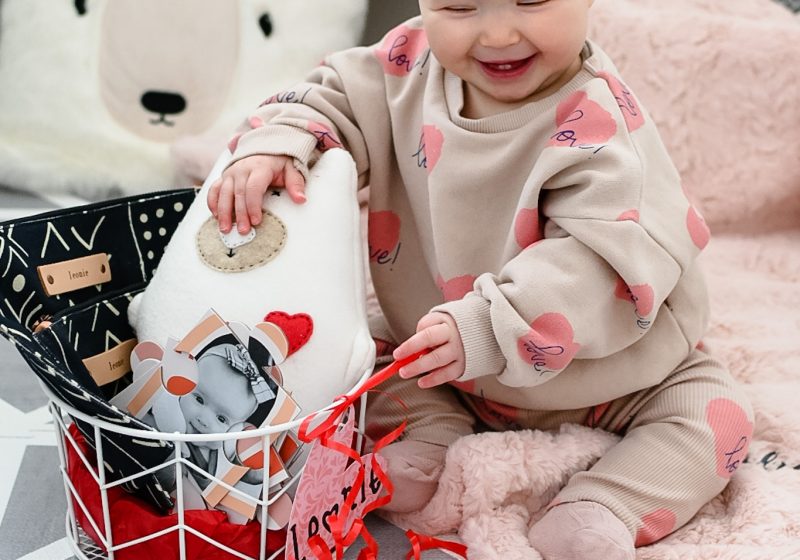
[{"x1": 229, "y1": 17, "x2": 712, "y2": 410}]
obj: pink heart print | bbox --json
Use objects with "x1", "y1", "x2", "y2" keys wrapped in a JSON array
[
  {"x1": 687, "y1": 206, "x2": 711, "y2": 250},
  {"x1": 421, "y1": 124, "x2": 444, "y2": 173},
  {"x1": 436, "y1": 274, "x2": 477, "y2": 302},
  {"x1": 707, "y1": 398, "x2": 753, "y2": 479},
  {"x1": 597, "y1": 72, "x2": 645, "y2": 132},
  {"x1": 635, "y1": 508, "x2": 677, "y2": 547},
  {"x1": 517, "y1": 313, "x2": 581, "y2": 375},
  {"x1": 375, "y1": 25, "x2": 430, "y2": 77},
  {"x1": 549, "y1": 91, "x2": 617, "y2": 150},
  {"x1": 368, "y1": 211, "x2": 401, "y2": 263}
]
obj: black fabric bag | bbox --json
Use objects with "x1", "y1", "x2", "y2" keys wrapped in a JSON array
[{"x1": 0, "y1": 189, "x2": 198, "y2": 511}]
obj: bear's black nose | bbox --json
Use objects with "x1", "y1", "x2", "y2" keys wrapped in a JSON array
[{"x1": 140, "y1": 91, "x2": 187, "y2": 115}]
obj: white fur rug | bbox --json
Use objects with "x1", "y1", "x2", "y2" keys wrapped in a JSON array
[{"x1": 383, "y1": 232, "x2": 800, "y2": 559}]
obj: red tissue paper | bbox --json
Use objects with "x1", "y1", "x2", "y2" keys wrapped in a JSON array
[{"x1": 65, "y1": 424, "x2": 286, "y2": 560}]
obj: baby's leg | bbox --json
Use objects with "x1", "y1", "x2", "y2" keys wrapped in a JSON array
[
  {"x1": 529, "y1": 349, "x2": 753, "y2": 558},
  {"x1": 366, "y1": 375, "x2": 475, "y2": 513}
]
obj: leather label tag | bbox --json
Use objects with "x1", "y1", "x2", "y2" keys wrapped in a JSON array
[
  {"x1": 38, "y1": 253, "x2": 112, "y2": 296},
  {"x1": 82, "y1": 338, "x2": 137, "y2": 386}
]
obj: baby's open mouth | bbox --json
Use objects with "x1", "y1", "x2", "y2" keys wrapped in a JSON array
[{"x1": 479, "y1": 55, "x2": 536, "y2": 78}]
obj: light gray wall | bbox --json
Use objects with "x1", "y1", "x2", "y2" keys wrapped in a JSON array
[{"x1": 360, "y1": 0, "x2": 420, "y2": 45}]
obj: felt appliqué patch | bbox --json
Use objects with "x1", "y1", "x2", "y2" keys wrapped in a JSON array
[
  {"x1": 196, "y1": 211, "x2": 286, "y2": 272},
  {"x1": 264, "y1": 311, "x2": 313, "y2": 356}
]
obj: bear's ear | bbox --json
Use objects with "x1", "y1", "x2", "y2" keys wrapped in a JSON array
[
  {"x1": 74, "y1": 0, "x2": 88, "y2": 16},
  {"x1": 258, "y1": 12, "x2": 273, "y2": 38}
]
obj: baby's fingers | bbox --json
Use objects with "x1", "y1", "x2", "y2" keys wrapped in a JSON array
[
  {"x1": 207, "y1": 178, "x2": 222, "y2": 217},
  {"x1": 215, "y1": 175, "x2": 236, "y2": 233},
  {"x1": 282, "y1": 161, "x2": 306, "y2": 204},
  {"x1": 233, "y1": 172, "x2": 253, "y2": 234},
  {"x1": 394, "y1": 321, "x2": 448, "y2": 360},
  {"x1": 245, "y1": 167, "x2": 272, "y2": 226},
  {"x1": 398, "y1": 342, "x2": 455, "y2": 379},
  {"x1": 417, "y1": 362, "x2": 463, "y2": 389}
]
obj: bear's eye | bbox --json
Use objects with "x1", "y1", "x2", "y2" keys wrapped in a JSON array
[
  {"x1": 259, "y1": 13, "x2": 273, "y2": 38},
  {"x1": 74, "y1": 0, "x2": 88, "y2": 16}
]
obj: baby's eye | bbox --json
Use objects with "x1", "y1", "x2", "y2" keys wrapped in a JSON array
[
  {"x1": 518, "y1": 0, "x2": 548, "y2": 5},
  {"x1": 194, "y1": 394, "x2": 204, "y2": 405},
  {"x1": 217, "y1": 415, "x2": 228, "y2": 424}
]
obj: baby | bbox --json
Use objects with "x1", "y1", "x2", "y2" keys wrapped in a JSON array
[
  {"x1": 208, "y1": 1, "x2": 753, "y2": 557},
  {"x1": 179, "y1": 343, "x2": 273, "y2": 488}
]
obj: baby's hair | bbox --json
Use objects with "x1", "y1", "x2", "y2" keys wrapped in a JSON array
[{"x1": 198, "y1": 337, "x2": 279, "y2": 426}]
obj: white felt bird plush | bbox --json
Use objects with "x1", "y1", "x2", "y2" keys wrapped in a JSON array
[{"x1": 128, "y1": 149, "x2": 375, "y2": 414}]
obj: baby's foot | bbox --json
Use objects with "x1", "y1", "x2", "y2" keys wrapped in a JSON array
[
  {"x1": 528, "y1": 501, "x2": 635, "y2": 560},
  {"x1": 378, "y1": 440, "x2": 447, "y2": 513}
]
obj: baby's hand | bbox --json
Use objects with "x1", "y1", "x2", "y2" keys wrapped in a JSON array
[
  {"x1": 207, "y1": 154, "x2": 306, "y2": 234},
  {"x1": 394, "y1": 312, "x2": 465, "y2": 389}
]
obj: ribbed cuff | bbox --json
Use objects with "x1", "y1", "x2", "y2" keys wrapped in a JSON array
[
  {"x1": 432, "y1": 296, "x2": 506, "y2": 382},
  {"x1": 229, "y1": 124, "x2": 319, "y2": 181}
]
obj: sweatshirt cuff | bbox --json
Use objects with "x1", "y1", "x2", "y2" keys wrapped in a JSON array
[
  {"x1": 432, "y1": 296, "x2": 505, "y2": 382},
  {"x1": 229, "y1": 124, "x2": 320, "y2": 181}
]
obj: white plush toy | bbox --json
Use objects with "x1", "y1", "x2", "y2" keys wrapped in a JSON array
[
  {"x1": 0, "y1": 0, "x2": 367, "y2": 199},
  {"x1": 128, "y1": 148, "x2": 375, "y2": 415}
]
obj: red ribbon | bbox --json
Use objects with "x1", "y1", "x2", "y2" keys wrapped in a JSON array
[
  {"x1": 298, "y1": 350, "x2": 467, "y2": 560},
  {"x1": 405, "y1": 530, "x2": 468, "y2": 560}
]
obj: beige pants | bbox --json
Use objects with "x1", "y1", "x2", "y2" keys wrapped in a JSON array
[{"x1": 366, "y1": 349, "x2": 753, "y2": 546}]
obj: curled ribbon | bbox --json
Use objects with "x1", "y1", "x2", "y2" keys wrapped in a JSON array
[
  {"x1": 405, "y1": 530, "x2": 468, "y2": 559},
  {"x1": 298, "y1": 350, "x2": 467, "y2": 559}
]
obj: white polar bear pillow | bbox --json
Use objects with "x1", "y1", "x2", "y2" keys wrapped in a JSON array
[
  {"x1": 128, "y1": 148, "x2": 375, "y2": 414},
  {"x1": 0, "y1": 0, "x2": 367, "y2": 199}
]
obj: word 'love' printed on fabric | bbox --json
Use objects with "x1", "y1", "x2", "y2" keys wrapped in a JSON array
[
  {"x1": 520, "y1": 339, "x2": 566, "y2": 376},
  {"x1": 261, "y1": 88, "x2": 312, "y2": 106},
  {"x1": 382, "y1": 33, "x2": 430, "y2": 75},
  {"x1": 550, "y1": 108, "x2": 608, "y2": 154}
]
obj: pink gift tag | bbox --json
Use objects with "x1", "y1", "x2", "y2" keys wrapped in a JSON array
[{"x1": 285, "y1": 405, "x2": 386, "y2": 560}]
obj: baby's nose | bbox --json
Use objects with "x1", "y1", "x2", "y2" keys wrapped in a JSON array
[{"x1": 478, "y1": 15, "x2": 521, "y2": 48}]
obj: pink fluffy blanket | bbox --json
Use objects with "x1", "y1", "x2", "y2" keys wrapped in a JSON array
[{"x1": 383, "y1": 1, "x2": 800, "y2": 557}]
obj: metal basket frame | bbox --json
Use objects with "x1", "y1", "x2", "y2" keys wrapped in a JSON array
[{"x1": 44, "y1": 370, "x2": 372, "y2": 560}]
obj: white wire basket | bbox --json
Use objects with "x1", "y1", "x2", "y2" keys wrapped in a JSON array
[{"x1": 43, "y1": 370, "x2": 371, "y2": 560}]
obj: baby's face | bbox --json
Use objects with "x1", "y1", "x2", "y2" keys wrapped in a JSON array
[
  {"x1": 179, "y1": 354, "x2": 257, "y2": 436},
  {"x1": 419, "y1": 0, "x2": 592, "y2": 117}
]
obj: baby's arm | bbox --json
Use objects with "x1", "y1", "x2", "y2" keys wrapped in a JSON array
[
  {"x1": 430, "y1": 116, "x2": 707, "y2": 389},
  {"x1": 208, "y1": 44, "x2": 386, "y2": 234}
]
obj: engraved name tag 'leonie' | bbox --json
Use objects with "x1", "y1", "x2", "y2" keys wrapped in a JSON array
[
  {"x1": 37, "y1": 253, "x2": 112, "y2": 296},
  {"x1": 82, "y1": 338, "x2": 138, "y2": 387}
]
